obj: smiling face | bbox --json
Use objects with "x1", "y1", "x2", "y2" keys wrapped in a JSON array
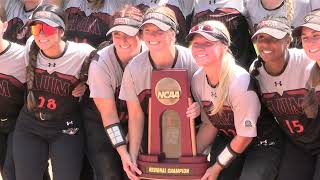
[
  {"x1": 255, "y1": 33, "x2": 290, "y2": 64},
  {"x1": 301, "y1": 27, "x2": 320, "y2": 61},
  {"x1": 31, "y1": 22, "x2": 64, "y2": 55},
  {"x1": 191, "y1": 34, "x2": 227, "y2": 67},
  {"x1": 112, "y1": 31, "x2": 141, "y2": 58},
  {"x1": 142, "y1": 23, "x2": 175, "y2": 53}
]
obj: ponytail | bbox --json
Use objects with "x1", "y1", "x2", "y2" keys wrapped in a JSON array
[
  {"x1": 285, "y1": 0, "x2": 294, "y2": 24},
  {"x1": 26, "y1": 41, "x2": 40, "y2": 111},
  {"x1": 250, "y1": 56, "x2": 264, "y2": 77},
  {"x1": 209, "y1": 52, "x2": 236, "y2": 115}
]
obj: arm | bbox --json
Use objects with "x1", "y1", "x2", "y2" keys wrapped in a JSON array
[
  {"x1": 196, "y1": 111, "x2": 218, "y2": 154},
  {"x1": 127, "y1": 100, "x2": 145, "y2": 164}
]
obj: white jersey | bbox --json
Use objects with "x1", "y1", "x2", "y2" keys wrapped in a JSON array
[
  {"x1": 194, "y1": 0, "x2": 245, "y2": 15},
  {"x1": 251, "y1": 48, "x2": 320, "y2": 154},
  {"x1": 119, "y1": 45, "x2": 198, "y2": 114},
  {"x1": 311, "y1": 0, "x2": 320, "y2": 10},
  {"x1": 192, "y1": 66, "x2": 259, "y2": 138},
  {"x1": 24, "y1": 37, "x2": 95, "y2": 117},
  {"x1": 245, "y1": 0, "x2": 311, "y2": 31},
  {"x1": 0, "y1": 42, "x2": 26, "y2": 124},
  {"x1": 88, "y1": 44, "x2": 146, "y2": 121}
]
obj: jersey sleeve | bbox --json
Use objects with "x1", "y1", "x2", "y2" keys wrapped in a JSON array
[
  {"x1": 230, "y1": 75, "x2": 260, "y2": 137},
  {"x1": 119, "y1": 65, "x2": 139, "y2": 102},
  {"x1": 88, "y1": 61, "x2": 114, "y2": 99}
]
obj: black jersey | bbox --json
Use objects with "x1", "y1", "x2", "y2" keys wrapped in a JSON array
[
  {"x1": 0, "y1": 42, "x2": 26, "y2": 132},
  {"x1": 24, "y1": 38, "x2": 95, "y2": 119},
  {"x1": 63, "y1": 0, "x2": 125, "y2": 48}
]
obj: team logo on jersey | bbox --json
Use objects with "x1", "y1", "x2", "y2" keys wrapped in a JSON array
[
  {"x1": 62, "y1": 128, "x2": 79, "y2": 135},
  {"x1": 66, "y1": 121, "x2": 74, "y2": 126},
  {"x1": 244, "y1": 120, "x2": 253, "y2": 128},
  {"x1": 155, "y1": 78, "x2": 181, "y2": 106},
  {"x1": 211, "y1": 92, "x2": 217, "y2": 98},
  {"x1": 274, "y1": 81, "x2": 282, "y2": 87},
  {"x1": 48, "y1": 63, "x2": 56, "y2": 67}
]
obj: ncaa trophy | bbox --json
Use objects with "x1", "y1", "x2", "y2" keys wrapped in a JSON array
[{"x1": 137, "y1": 69, "x2": 208, "y2": 179}]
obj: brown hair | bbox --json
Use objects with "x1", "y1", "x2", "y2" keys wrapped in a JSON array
[
  {"x1": 112, "y1": 5, "x2": 144, "y2": 24},
  {"x1": 26, "y1": 4, "x2": 65, "y2": 111}
]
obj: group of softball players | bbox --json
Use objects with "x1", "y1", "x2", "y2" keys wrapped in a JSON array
[{"x1": 0, "y1": 0, "x2": 319, "y2": 180}]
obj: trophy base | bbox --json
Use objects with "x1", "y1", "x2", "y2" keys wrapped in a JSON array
[{"x1": 137, "y1": 154, "x2": 208, "y2": 180}]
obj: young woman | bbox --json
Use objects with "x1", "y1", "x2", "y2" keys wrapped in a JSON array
[
  {"x1": 119, "y1": 6, "x2": 199, "y2": 180},
  {"x1": 134, "y1": 0, "x2": 194, "y2": 46},
  {"x1": 187, "y1": 20, "x2": 282, "y2": 180},
  {"x1": 192, "y1": 0, "x2": 256, "y2": 70},
  {"x1": 12, "y1": 4, "x2": 95, "y2": 180},
  {"x1": 251, "y1": 16, "x2": 320, "y2": 180},
  {"x1": 86, "y1": 5, "x2": 145, "y2": 180},
  {"x1": 0, "y1": 15, "x2": 25, "y2": 180},
  {"x1": 244, "y1": 0, "x2": 310, "y2": 31},
  {"x1": 1, "y1": 0, "x2": 42, "y2": 44}
]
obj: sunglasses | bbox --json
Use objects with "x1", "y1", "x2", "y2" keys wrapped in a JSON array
[
  {"x1": 190, "y1": 24, "x2": 214, "y2": 33},
  {"x1": 31, "y1": 23, "x2": 58, "y2": 36}
]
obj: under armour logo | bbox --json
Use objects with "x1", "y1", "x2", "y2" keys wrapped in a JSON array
[
  {"x1": 66, "y1": 121, "x2": 73, "y2": 126},
  {"x1": 211, "y1": 92, "x2": 217, "y2": 98},
  {"x1": 274, "y1": 81, "x2": 282, "y2": 87},
  {"x1": 48, "y1": 63, "x2": 56, "y2": 67},
  {"x1": 209, "y1": 0, "x2": 216, "y2": 4}
]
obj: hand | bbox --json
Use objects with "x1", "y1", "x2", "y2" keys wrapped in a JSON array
[
  {"x1": 200, "y1": 164, "x2": 222, "y2": 180},
  {"x1": 186, "y1": 102, "x2": 200, "y2": 119},
  {"x1": 72, "y1": 83, "x2": 87, "y2": 97},
  {"x1": 119, "y1": 150, "x2": 142, "y2": 180}
]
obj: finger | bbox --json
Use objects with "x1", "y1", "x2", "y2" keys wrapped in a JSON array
[
  {"x1": 124, "y1": 166, "x2": 138, "y2": 180},
  {"x1": 200, "y1": 172, "x2": 210, "y2": 180},
  {"x1": 131, "y1": 164, "x2": 142, "y2": 175}
]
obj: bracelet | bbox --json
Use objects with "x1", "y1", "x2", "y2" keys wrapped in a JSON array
[
  {"x1": 104, "y1": 123, "x2": 126, "y2": 148},
  {"x1": 216, "y1": 143, "x2": 239, "y2": 168}
]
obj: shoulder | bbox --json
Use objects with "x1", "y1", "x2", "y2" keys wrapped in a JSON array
[
  {"x1": 288, "y1": 48, "x2": 313, "y2": 67},
  {"x1": 67, "y1": 41, "x2": 96, "y2": 56},
  {"x1": 126, "y1": 50, "x2": 150, "y2": 70},
  {"x1": 176, "y1": 45, "x2": 193, "y2": 59},
  {"x1": 230, "y1": 65, "x2": 251, "y2": 93}
]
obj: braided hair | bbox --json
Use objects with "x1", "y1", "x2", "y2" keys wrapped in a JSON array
[
  {"x1": 285, "y1": 0, "x2": 294, "y2": 24},
  {"x1": 302, "y1": 64, "x2": 320, "y2": 119},
  {"x1": 26, "y1": 4, "x2": 65, "y2": 111}
]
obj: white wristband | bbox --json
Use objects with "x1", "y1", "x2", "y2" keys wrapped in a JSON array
[{"x1": 216, "y1": 144, "x2": 239, "y2": 168}]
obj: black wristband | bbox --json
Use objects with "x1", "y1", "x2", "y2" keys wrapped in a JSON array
[{"x1": 104, "y1": 123, "x2": 126, "y2": 148}]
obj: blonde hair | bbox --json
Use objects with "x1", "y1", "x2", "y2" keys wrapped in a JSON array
[
  {"x1": 285, "y1": 0, "x2": 294, "y2": 24},
  {"x1": 208, "y1": 52, "x2": 236, "y2": 115}
]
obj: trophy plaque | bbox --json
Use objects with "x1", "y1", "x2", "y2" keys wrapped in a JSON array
[{"x1": 137, "y1": 69, "x2": 208, "y2": 179}]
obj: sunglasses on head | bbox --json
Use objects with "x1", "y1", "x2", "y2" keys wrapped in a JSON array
[
  {"x1": 190, "y1": 24, "x2": 214, "y2": 33},
  {"x1": 30, "y1": 23, "x2": 58, "y2": 37}
]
